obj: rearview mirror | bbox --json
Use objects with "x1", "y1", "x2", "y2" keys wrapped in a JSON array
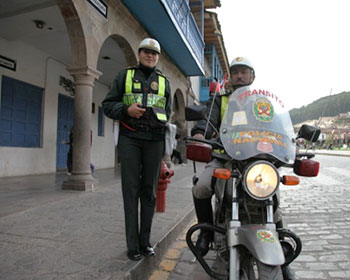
[
  {"x1": 185, "y1": 105, "x2": 206, "y2": 121},
  {"x1": 297, "y1": 124, "x2": 321, "y2": 142}
]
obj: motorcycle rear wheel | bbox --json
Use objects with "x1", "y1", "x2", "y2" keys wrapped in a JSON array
[{"x1": 240, "y1": 257, "x2": 283, "y2": 280}]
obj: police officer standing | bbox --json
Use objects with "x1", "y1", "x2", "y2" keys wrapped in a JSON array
[{"x1": 102, "y1": 38, "x2": 171, "y2": 261}]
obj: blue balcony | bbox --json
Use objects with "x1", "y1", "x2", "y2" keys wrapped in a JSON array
[
  {"x1": 121, "y1": 0, "x2": 205, "y2": 76},
  {"x1": 199, "y1": 44, "x2": 224, "y2": 102}
]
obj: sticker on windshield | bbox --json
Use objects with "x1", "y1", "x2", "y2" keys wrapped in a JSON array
[
  {"x1": 231, "y1": 130, "x2": 286, "y2": 148},
  {"x1": 231, "y1": 111, "x2": 248, "y2": 126},
  {"x1": 253, "y1": 97, "x2": 274, "y2": 122}
]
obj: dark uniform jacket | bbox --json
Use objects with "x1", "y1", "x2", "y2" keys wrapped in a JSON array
[{"x1": 103, "y1": 64, "x2": 171, "y2": 141}]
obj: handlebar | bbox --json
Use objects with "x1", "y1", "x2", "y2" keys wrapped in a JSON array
[
  {"x1": 296, "y1": 152, "x2": 315, "y2": 159},
  {"x1": 184, "y1": 136, "x2": 224, "y2": 150}
]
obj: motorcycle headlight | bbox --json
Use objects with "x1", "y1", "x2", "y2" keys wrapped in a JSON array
[{"x1": 243, "y1": 161, "x2": 279, "y2": 200}]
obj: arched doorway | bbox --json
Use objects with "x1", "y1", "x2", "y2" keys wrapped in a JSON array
[
  {"x1": 97, "y1": 35, "x2": 137, "y2": 86},
  {"x1": 96, "y1": 35, "x2": 137, "y2": 167}
]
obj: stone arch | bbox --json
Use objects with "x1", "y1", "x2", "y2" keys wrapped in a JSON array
[
  {"x1": 56, "y1": 1, "x2": 88, "y2": 66},
  {"x1": 111, "y1": 35, "x2": 137, "y2": 66},
  {"x1": 97, "y1": 35, "x2": 137, "y2": 86},
  {"x1": 96, "y1": 35, "x2": 137, "y2": 167},
  {"x1": 58, "y1": 0, "x2": 144, "y2": 73}
]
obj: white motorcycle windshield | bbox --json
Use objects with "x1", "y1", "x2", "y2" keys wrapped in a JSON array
[{"x1": 220, "y1": 86, "x2": 296, "y2": 164}]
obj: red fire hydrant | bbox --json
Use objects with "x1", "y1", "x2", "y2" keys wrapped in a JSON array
[{"x1": 156, "y1": 161, "x2": 174, "y2": 212}]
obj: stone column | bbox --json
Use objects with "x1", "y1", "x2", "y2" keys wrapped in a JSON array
[{"x1": 62, "y1": 66, "x2": 102, "y2": 191}]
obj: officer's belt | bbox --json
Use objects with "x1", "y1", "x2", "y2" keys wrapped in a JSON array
[{"x1": 134, "y1": 124, "x2": 165, "y2": 133}]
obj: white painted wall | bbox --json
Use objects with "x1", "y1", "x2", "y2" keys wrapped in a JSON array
[
  {"x1": 0, "y1": 37, "x2": 114, "y2": 177},
  {"x1": 91, "y1": 80, "x2": 115, "y2": 169},
  {"x1": 190, "y1": 76, "x2": 200, "y2": 101}
]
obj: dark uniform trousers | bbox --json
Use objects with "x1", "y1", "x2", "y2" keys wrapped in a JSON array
[{"x1": 118, "y1": 134, "x2": 165, "y2": 251}]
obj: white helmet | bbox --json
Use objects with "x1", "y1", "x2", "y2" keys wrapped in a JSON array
[
  {"x1": 138, "y1": 38, "x2": 161, "y2": 54},
  {"x1": 230, "y1": 57, "x2": 254, "y2": 73}
]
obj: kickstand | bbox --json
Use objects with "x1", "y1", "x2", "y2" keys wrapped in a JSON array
[{"x1": 192, "y1": 161, "x2": 199, "y2": 185}]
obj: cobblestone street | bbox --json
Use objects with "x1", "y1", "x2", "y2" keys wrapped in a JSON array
[{"x1": 149, "y1": 154, "x2": 350, "y2": 280}]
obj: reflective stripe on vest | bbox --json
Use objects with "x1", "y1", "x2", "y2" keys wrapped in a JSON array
[
  {"x1": 214, "y1": 95, "x2": 229, "y2": 154},
  {"x1": 125, "y1": 69, "x2": 135, "y2": 94},
  {"x1": 220, "y1": 95, "x2": 229, "y2": 121},
  {"x1": 123, "y1": 69, "x2": 167, "y2": 121},
  {"x1": 158, "y1": 75, "x2": 165, "y2": 97}
]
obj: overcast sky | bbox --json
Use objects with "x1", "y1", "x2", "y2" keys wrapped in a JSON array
[{"x1": 215, "y1": 0, "x2": 350, "y2": 110}]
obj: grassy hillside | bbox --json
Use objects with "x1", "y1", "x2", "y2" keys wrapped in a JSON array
[{"x1": 289, "y1": 91, "x2": 350, "y2": 124}]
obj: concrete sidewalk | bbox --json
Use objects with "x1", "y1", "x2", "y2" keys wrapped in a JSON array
[{"x1": 0, "y1": 163, "x2": 204, "y2": 280}]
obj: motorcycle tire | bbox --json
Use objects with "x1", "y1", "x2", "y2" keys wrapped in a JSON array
[{"x1": 240, "y1": 257, "x2": 283, "y2": 280}]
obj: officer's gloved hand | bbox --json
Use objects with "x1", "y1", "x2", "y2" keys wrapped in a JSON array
[{"x1": 193, "y1": 133, "x2": 205, "y2": 140}]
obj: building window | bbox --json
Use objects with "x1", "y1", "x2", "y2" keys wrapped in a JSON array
[
  {"x1": 98, "y1": 106, "x2": 104, "y2": 136},
  {"x1": 201, "y1": 77, "x2": 211, "y2": 88},
  {"x1": 0, "y1": 76, "x2": 43, "y2": 147}
]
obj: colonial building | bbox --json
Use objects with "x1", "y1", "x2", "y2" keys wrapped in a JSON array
[
  {"x1": 294, "y1": 112, "x2": 350, "y2": 148},
  {"x1": 0, "y1": 0, "x2": 229, "y2": 189}
]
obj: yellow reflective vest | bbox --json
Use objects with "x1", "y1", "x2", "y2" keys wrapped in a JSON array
[
  {"x1": 122, "y1": 68, "x2": 167, "y2": 122},
  {"x1": 214, "y1": 94, "x2": 229, "y2": 154},
  {"x1": 220, "y1": 95, "x2": 229, "y2": 121}
]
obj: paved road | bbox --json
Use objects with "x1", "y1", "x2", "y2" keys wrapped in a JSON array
[{"x1": 148, "y1": 154, "x2": 350, "y2": 280}]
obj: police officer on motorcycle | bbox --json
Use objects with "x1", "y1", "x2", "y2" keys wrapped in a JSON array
[{"x1": 191, "y1": 57, "x2": 297, "y2": 280}]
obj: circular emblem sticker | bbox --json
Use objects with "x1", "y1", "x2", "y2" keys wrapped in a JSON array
[
  {"x1": 151, "y1": 81, "x2": 158, "y2": 91},
  {"x1": 149, "y1": 39, "x2": 156, "y2": 47},
  {"x1": 257, "y1": 230, "x2": 276, "y2": 242},
  {"x1": 253, "y1": 97, "x2": 274, "y2": 122}
]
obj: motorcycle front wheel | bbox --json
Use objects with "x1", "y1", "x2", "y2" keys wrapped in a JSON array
[{"x1": 240, "y1": 257, "x2": 283, "y2": 280}]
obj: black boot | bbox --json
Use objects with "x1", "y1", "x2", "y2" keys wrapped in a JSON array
[
  {"x1": 282, "y1": 266, "x2": 297, "y2": 280},
  {"x1": 193, "y1": 196, "x2": 214, "y2": 257}
]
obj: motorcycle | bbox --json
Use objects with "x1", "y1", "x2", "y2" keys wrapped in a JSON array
[{"x1": 185, "y1": 85, "x2": 321, "y2": 280}]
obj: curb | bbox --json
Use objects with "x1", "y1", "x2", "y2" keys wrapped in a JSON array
[
  {"x1": 124, "y1": 207, "x2": 195, "y2": 280},
  {"x1": 299, "y1": 150, "x2": 350, "y2": 157},
  {"x1": 314, "y1": 151, "x2": 350, "y2": 157}
]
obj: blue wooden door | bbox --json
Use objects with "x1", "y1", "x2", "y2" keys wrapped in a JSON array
[
  {"x1": 56, "y1": 94, "x2": 74, "y2": 169},
  {"x1": 0, "y1": 76, "x2": 43, "y2": 147}
]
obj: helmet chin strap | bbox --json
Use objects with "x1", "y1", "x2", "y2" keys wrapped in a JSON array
[{"x1": 249, "y1": 69, "x2": 255, "y2": 84}]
